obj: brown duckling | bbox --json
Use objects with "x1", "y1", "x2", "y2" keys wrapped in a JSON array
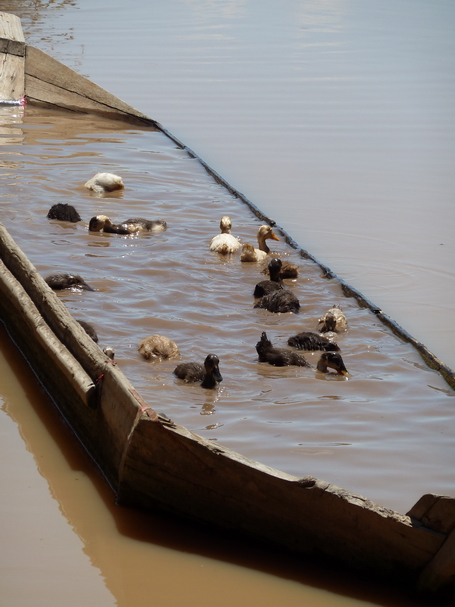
[
  {"x1": 84, "y1": 172, "x2": 124, "y2": 193},
  {"x1": 174, "y1": 354, "x2": 223, "y2": 389},
  {"x1": 103, "y1": 346, "x2": 115, "y2": 360},
  {"x1": 316, "y1": 352, "x2": 349, "y2": 376},
  {"x1": 47, "y1": 203, "x2": 81, "y2": 223},
  {"x1": 138, "y1": 335, "x2": 180, "y2": 360},
  {"x1": 256, "y1": 332, "x2": 310, "y2": 367},
  {"x1": 240, "y1": 225, "x2": 280, "y2": 262},
  {"x1": 287, "y1": 331, "x2": 339, "y2": 351},
  {"x1": 45, "y1": 273, "x2": 94, "y2": 291},
  {"x1": 254, "y1": 288, "x2": 300, "y2": 314},
  {"x1": 89, "y1": 215, "x2": 167, "y2": 234},
  {"x1": 209, "y1": 216, "x2": 241, "y2": 254},
  {"x1": 254, "y1": 258, "x2": 283, "y2": 298},
  {"x1": 318, "y1": 305, "x2": 348, "y2": 333}
]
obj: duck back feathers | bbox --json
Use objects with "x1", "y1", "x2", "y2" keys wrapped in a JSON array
[
  {"x1": 256, "y1": 332, "x2": 310, "y2": 367},
  {"x1": 138, "y1": 335, "x2": 180, "y2": 360},
  {"x1": 47, "y1": 203, "x2": 81, "y2": 223},
  {"x1": 254, "y1": 288, "x2": 300, "y2": 314},
  {"x1": 287, "y1": 331, "x2": 339, "y2": 351}
]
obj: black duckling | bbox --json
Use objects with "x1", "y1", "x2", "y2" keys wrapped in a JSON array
[
  {"x1": 209, "y1": 216, "x2": 241, "y2": 254},
  {"x1": 76, "y1": 320, "x2": 98, "y2": 343},
  {"x1": 174, "y1": 354, "x2": 223, "y2": 389},
  {"x1": 256, "y1": 332, "x2": 310, "y2": 367},
  {"x1": 45, "y1": 273, "x2": 94, "y2": 291},
  {"x1": 254, "y1": 258, "x2": 283, "y2": 298},
  {"x1": 138, "y1": 335, "x2": 180, "y2": 360},
  {"x1": 318, "y1": 305, "x2": 348, "y2": 333},
  {"x1": 89, "y1": 215, "x2": 167, "y2": 234},
  {"x1": 261, "y1": 259, "x2": 299, "y2": 279},
  {"x1": 254, "y1": 288, "x2": 300, "y2": 314},
  {"x1": 47, "y1": 203, "x2": 81, "y2": 223},
  {"x1": 287, "y1": 331, "x2": 339, "y2": 351},
  {"x1": 316, "y1": 352, "x2": 349, "y2": 376}
]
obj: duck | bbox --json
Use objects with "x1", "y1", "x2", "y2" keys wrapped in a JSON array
[
  {"x1": 138, "y1": 335, "x2": 180, "y2": 360},
  {"x1": 317, "y1": 305, "x2": 348, "y2": 333},
  {"x1": 254, "y1": 258, "x2": 283, "y2": 297},
  {"x1": 103, "y1": 346, "x2": 115, "y2": 360},
  {"x1": 209, "y1": 216, "x2": 241, "y2": 254},
  {"x1": 47, "y1": 203, "x2": 81, "y2": 223},
  {"x1": 240, "y1": 225, "x2": 280, "y2": 262},
  {"x1": 84, "y1": 172, "x2": 124, "y2": 193},
  {"x1": 261, "y1": 259, "x2": 299, "y2": 279},
  {"x1": 254, "y1": 288, "x2": 300, "y2": 314},
  {"x1": 76, "y1": 320, "x2": 98, "y2": 342},
  {"x1": 45, "y1": 273, "x2": 94, "y2": 291},
  {"x1": 88, "y1": 215, "x2": 167, "y2": 234},
  {"x1": 287, "y1": 331, "x2": 339, "y2": 351},
  {"x1": 255, "y1": 332, "x2": 310, "y2": 367},
  {"x1": 173, "y1": 354, "x2": 223, "y2": 389},
  {"x1": 316, "y1": 352, "x2": 349, "y2": 376}
]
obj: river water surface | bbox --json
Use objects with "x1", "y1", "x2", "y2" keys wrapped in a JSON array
[{"x1": 1, "y1": 2, "x2": 454, "y2": 606}]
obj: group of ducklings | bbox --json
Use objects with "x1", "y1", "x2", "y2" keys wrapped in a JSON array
[{"x1": 45, "y1": 182, "x2": 349, "y2": 388}]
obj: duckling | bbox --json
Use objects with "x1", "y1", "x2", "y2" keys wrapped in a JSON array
[
  {"x1": 287, "y1": 331, "x2": 339, "y2": 351},
  {"x1": 318, "y1": 305, "x2": 348, "y2": 333},
  {"x1": 254, "y1": 258, "x2": 283, "y2": 298},
  {"x1": 138, "y1": 335, "x2": 180, "y2": 360},
  {"x1": 89, "y1": 215, "x2": 167, "y2": 234},
  {"x1": 209, "y1": 216, "x2": 241, "y2": 254},
  {"x1": 316, "y1": 352, "x2": 349, "y2": 376},
  {"x1": 261, "y1": 259, "x2": 299, "y2": 279},
  {"x1": 45, "y1": 273, "x2": 94, "y2": 291},
  {"x1": 76, "y1": 320, "x2": 98, "y2": 343},
  {"x1": 47, "y1": 203, "x2": 81, "y2": 223},
  {"x1": 254, "y1": 288, "x2": 300, "y2": 314},
  {"x1": 103, "y1": 346, "x2": 115, "y2": 360},
  {"x1": 256, "y1": 332, "x2": 310, "y2": 367},
  {"x1": 240, "y1": 225, "x2": 280, "y2": 262},
  {"x1": 84, "y1": 172, "x2": 124, "y2": 193},
  {"x1": 174, "y1": 354, "x2": 223, "y2": 389}
]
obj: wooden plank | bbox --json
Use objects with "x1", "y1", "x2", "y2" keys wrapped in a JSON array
[
  {"x1": 0, "y1": 12, "x2": 25, "y2": 101},
  {"x1": 25, "y1": 45, "x2": 157, "y2": 126},
  {"x1": 418, "y1": 526, "x2": 455, "y2": 593},
  {"x1": 408, "y1": 493, "x2": 455, "y2": 534}
]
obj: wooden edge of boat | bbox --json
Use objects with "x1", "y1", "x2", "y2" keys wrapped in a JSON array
[
  {"x1": 0, "y1": 223, "x2": 454, "y2": 596},
  {"x1": 1, "y1": 13, "x2": 455, "y2": 596}
]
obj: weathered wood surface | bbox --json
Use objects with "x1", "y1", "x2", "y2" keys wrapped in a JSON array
[{"x1": 0, "y1": 12, "x2": 25, "y2": 101}]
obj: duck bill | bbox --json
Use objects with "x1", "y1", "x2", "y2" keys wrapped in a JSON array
[
  {"x1": 213, "y1": 367, "x2": 223, "y2": 382},
  {"x1": 338, "y1": 368, "x2": 349, "y2": 376},
  {"x1": 271, "y1": 232, "x2": 280, "y2": 241}
]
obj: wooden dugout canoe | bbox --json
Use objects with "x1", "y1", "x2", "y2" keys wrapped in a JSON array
[{"x1": 1, "y1": 12, "x2": 455, "y2": 598}]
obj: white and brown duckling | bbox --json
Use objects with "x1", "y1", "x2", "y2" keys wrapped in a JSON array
[
  {"x1": 318, "y1": 305, "x2": 348, "y2": 333},
  {"x1": 287, "y1": 331, "x2": 339, "y2": 351},
  {"x1": 209, "y1": 216, "x2": 241, "y2": 254},
  {"x1": 254, "y1": 288, "x2": 300, "y2": 314},
  {"x1": 45, "y1": 273, "x2": 94, "y2": 291},
  {"x1": 89, "y1": 215, "x2": 167, "y2": 234},
  {"x1": 138, "y1": 335, "x2": 180, "y2": 360},
  {"x1": 316, "y1": 352, "x2": 349, "y2": 376},
  {"x1": 103, "y1": 346, "x2": 115, "y2": 360},
  {"x1": 240, "y1": 225, "x2": 280, "y2": 262},
  {"x1": 254, "y1": 258, "x2": 283, "y2": 298},
  {"x1": 174, "y1": 354, "x2": 223, "y2": 389},
  {"x1": 76, "y1": 320, "x2": 98, "y2": 343},
  {"x1": 256, "y1": 332, "x2": 310, "y2": 367},
  {"x1": 47, "y1": 203, "x2": 81, "y2": 223},
  {"x1": 84, "y1": 172, "x2": 124, "y2": 193}
]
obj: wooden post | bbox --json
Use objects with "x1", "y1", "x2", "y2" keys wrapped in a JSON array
[{"x1": 0, "y1": 12, "x2": 25, "y2": 102}]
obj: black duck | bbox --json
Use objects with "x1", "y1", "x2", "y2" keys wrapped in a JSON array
[
  {"x1": 174, "y1": 354, "x2": 223, "y2": 389},
  {"x1": 287, "y1": 331, "x2": 339, "y2": 351},
  {"x1": 255, "y1": 332, "x2": 310, "y2": 367}
]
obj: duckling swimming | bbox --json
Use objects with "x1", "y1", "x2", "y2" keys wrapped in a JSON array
[
  {"x1": 256, "y1": 332, "x2": 310, "y2": 367},
  {"x1": 89, "y1": 215, "x2": 167, "y2": 234},
  {"x1": 254, "y1": 258, "x2": 283, "y2": 298},
  {"x1": 45, "y1": 273, "x2": 94, "y2": 291},
  {"x1": 240, "y1": 225, "x2": 280, "y2": 262},
  {"x1": 84, "y1": 172, "x2": 124, "y2": 193},
  {"x1": 261, "y1": 259, "x2": 299, "y2": 279},
  {"x1": 254, "y1": 288, "x2": 300, "y2": 314},
  {"x1": 174, "y1": 354, "x2": 223, "y2": 389},
  {"x1": 103, "y1": 346, "x2": 115, "y2": 360},
  {"x1": 316, "y1": 352, "x2": 349, "y2": 376},
  {"x1": 138, "y1": 335, "x2": 180, "y2": 360},
  {"x1": 47, "y1": 203, "x2": 81, "y2": 223},
  {"x1": 209, "y1": 216, "x2": 241, "y2": 254},
  {"x1": 318, "y1": 305, "x2": 348, "y2": 333},
  {"x1": 287, "y1": 331, "x2": 339, "y2": 351}
]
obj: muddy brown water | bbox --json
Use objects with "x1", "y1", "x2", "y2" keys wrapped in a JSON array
[{"x1": 0, "y1": 105, "x2": 454, "y2": 606}]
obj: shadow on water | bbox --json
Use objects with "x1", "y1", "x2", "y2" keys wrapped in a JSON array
[{"x1": 1, "y1": 323, "x2": 446, "y2": 607}]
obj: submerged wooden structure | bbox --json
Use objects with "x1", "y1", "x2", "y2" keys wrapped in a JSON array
[{"x1": 1, "y1": 12, "x2": 455, "y2": 598}]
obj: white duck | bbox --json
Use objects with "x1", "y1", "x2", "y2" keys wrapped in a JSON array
[
  {"x1": 209, "y1": 216, "x2": 241, "y2": 254},
  {"x1": 240, "y1": 225, "x2": 280, "y2": 262},
  {"x1": 84, "y1": 172, "x2": 124, "y2": 193}
]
